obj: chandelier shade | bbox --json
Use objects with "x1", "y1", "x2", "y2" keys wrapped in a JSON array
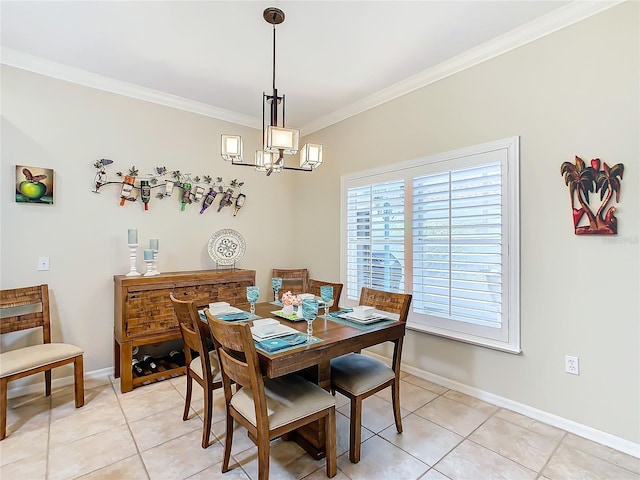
[{"x1": 220, "y1": 7, "x2": 323, "y2": 175}]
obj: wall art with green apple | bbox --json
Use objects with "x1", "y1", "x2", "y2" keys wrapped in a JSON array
[{"x1": 15, "y1": 165, "x2": 54, "y2": 204}]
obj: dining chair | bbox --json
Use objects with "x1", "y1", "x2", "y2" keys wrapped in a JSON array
[
  {"x1": 205, "y1": 310, "x2": 337, "y2": 480},
  {"x1": 308, "y1": 279, "x2": 343, "y2": 306},
  {"x1": 330, "y1": 287, "x2": 412, "y2": 463},
  {"x1": 272, "y1": 268, "x2": 308, "y2": 294},
  {"x1": 169, "y1": 294, "x2": 222, "y2": 449},
  {"x1": 0, "y1": 284, "x2": 84, "y2": 440}
]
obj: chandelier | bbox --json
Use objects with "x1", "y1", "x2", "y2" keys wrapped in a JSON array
[{"x1": 221, "y1": 7, "x2": 323, "y2": 176}]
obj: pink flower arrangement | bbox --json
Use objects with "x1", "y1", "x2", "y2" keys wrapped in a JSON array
[{"x1": 281, "y1": 291, "x2": 301, "y2": 306}]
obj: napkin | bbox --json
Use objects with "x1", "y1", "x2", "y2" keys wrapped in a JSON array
[
  {"x1": 257, "y1": 334, "x2": 307, "y2": 352},
  {"x1": 218, "y1": 312, "x2": 250, "y2": 321}
]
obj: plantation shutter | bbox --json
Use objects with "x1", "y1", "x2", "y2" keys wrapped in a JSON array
[{"x1": 346, "y1": 181, "x2": 405, "y2": 300}]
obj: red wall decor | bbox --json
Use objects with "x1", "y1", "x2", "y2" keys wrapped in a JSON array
[{"x1": 561, "y1": 156, "x2": 624, "y2": 235}]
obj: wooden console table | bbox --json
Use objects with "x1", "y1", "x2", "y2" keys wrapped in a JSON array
[{"x1": 114, "y1": 269, "x2": 255, "y2": 393}]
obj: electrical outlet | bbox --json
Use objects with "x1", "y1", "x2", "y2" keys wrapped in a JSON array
[
  {"x1": 565, "y1": 355, "x2": 579, "y2": 375},
  {"x1": 38, "y1": 256, "x2": 50, "y2": 271}
]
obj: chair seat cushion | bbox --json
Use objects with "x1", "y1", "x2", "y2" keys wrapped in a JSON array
[
  {"x1": 189, "y1": 351, "x2": 222, "y2": 383},
  {"x1": 231, "y1": 374, "x2": 335, "y2": 430},
  {"x1": 330, "y1": 353, "x2": 395, "y2": 396},
  {"x1": 0, "y1": 343, "x2": 83, "y2": 378}
]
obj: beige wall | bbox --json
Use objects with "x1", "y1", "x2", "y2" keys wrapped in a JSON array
[
  {"x1": 295, "y1": 2, "x2": 639, "y2": 444},
  {"x1": 1, "y1": 2, "x2": 638, "y2": 446},
  {"x1": 1, "y1": 66, "x2": 301, "y2": 375}
]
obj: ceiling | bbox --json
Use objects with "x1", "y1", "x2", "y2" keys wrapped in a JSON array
[{"x1": 1, "y1": 1, "x2": 613, "y2": 134}]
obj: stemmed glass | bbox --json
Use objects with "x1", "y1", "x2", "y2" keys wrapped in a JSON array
[
  {"x1": 271, "y1": 277, "x2": 282, "y2": 302},
  {"x1": 320, "y1": 285, "x2": 333, "y2": 317},
  {"x1": 301, "y1": 299, "x2": 318, "y2": 343},
  {"x1": 246, "y1": 286, "x2": 260, "y2": 315}
]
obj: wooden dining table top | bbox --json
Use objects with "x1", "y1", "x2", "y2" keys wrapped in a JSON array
[{"x1": 245, "y1": 302, "x2": 406, "y2": 389}]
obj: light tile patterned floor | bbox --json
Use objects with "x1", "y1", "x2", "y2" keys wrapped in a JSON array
[{"x1": 1, "y1": 373, "x2": 638, "y2": 480}]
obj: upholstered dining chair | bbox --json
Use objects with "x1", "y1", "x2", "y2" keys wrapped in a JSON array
[
  {"x1": 170, "y1": 294, "x2": 222, "y2": 449},
  {"x1": 330, "y1": 287, "x2": 412, "y2": 463},
  {"x1": 205, "y1": 311, "x2": 337, "y2": 480},
  {"x1": 0, "y1": 284, "x2": 84, "y2": 440},
  {"x1": 308, "y1": 279, "x2": 344, "y2": 307},
  {"x1": 272, "y1": 268, "x2": 308, "y2": 294}
]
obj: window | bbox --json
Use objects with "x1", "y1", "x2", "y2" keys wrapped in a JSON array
[{"x1": 341, "y1": 137, "x2": 520, "y2": 353}]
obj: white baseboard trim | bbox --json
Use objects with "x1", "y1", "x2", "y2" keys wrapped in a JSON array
[
  {"x1": 6, "y1": 367, "x2": 114, "y2": 400},
  {"x1": 364, "y1": 351, "x2": 640, "y2": 459}
]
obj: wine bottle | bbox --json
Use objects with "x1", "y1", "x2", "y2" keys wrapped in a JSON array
[
  {"x1": 140, "y1": 180, "x2": 151, "y2": 211},
  {"x1": 132, "y1": 358, "x2": 144, "y2": 377},
  {"x1": 168, "y1": 349, "x2": 186, "y2": 367},
  {"x1": 141, "y1": 354, "x2": 159, "y2": 373},
  {"x1": 119, "y1": 175, "x2": 135, "y2": 206}
]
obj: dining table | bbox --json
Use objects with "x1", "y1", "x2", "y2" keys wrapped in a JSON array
[{"x1": 212, "y1": 300, "x2": 407, "y2": 459}]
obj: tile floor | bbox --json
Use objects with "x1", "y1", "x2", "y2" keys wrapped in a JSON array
[{"x1": 1, "y1": 372, "x2": 638, "y2": 480}]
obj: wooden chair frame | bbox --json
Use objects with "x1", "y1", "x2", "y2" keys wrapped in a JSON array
[
  {"x1": 170, "y1": 294, "x2": 222, "y2": 448},
  {"x1": 0, "y1": 284, "x2": 84, "y2": 440},
  {"x1": 206, "y1": 311, "x2": 337, "y2": 480},
  {"x1": 331, "y1": 287, "x2": 412, "y2": 463},
  {"x1": 272, "y1": 268, "x2": 309, "y2": 295},
  {"x1": 308, "y1": 279, "x2": 344, "y2": 307}
]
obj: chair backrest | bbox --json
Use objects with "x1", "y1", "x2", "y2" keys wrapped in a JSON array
[
  {"x1": 272, "y1": 268, "x2": 308, "y2": 294},
  {"x1": 359, "y1": 287, "x2": 412, "y2": 323},
  {"x1": 205, "y1": 312, "x2": 269, "y2": 430},
  {"x1": 0, "y1": 285, "x2": 51, "y2": 343},
  {"x1": 169, "y1": 294, "x2": 213, "y2": 374},
  {"x1": 359, "y1": 287, "x2": 412, "y2": 373},
  {"x1": 308, "y1": 279, "x2": 344, "y2": 306}
]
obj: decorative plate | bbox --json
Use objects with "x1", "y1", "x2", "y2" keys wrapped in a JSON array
[{"x1": 208, "y1": 229, "x2": 246, "y2": 265}]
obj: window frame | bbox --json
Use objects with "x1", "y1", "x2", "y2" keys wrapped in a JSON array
[{"x1": 340, "y1": 137, "x2": 520, "y2": 353}]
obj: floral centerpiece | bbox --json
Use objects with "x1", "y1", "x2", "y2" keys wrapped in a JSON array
[{"x1": 281, "y1": 291, "x2": 301, "y2": 315}]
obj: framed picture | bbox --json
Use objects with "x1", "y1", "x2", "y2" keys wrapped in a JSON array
[{"x1": 15, "y1": 165, "x2": 54, "y2": 204}]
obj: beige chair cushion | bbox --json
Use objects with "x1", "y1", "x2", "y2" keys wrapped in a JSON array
[
  {"x1": 189, "y1": 351, "x2": 222, "y2": 383},
  {"x1": 331, "y1": 353, "x2": 395, "y2": 396},
  {"x1": 0, "y1": 343, "x2": 83, "y2": 378},
  {"x1": 231, "y1": 374, "x2": 335, "y2": 430}
]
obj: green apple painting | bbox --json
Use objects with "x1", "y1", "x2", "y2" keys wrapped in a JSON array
[{"x1": 15, "y1": 165, "x2": 54, "y2": 204}]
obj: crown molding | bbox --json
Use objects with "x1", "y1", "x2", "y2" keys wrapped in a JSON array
[
  {"x1": 1, "y1": 1, "x2": 623, "y2": 134},
  {"x1": 0, "y1": 47, "x2": 262, "y2": 129},
  {"x1": 301, "y1": 0, "x2": 625, "y2": 135}
]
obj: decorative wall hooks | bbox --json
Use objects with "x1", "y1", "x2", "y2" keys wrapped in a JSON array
[
  {"x1": 560, "y1": 156, "x2": 624, "y2": 235},
  {"x1": 92, "y1": 159, "x2": 246, "y2": 215}
]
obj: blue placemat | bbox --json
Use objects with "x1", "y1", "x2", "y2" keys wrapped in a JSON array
[
  {"x1": 255, "y1": 334, "x2": 321, "y2": 354},
  {"x1": 325, "y1": 314, "x2": 397, "y2": 330},
  {"x1": 199, "y1": 311, "x2": 261, "y2": 322},
  {"x1": 270, "y1": 300, "x2": 284, "y2": 307}
]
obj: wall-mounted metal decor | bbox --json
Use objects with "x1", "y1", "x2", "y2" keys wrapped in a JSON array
[
  {"x1": 92, "y1": 159, "x2": 246, "y2": 215},
  {"x1": 561, "y1": 156, "x2": 624, "y2": 235}
]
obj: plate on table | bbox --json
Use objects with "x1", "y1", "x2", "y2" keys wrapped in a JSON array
[
  {"x1": 209, "y1": 306, "x2": 243, "y2": 316},
  {"x1": 207, "y1": 229, "x2": 246, "y2": 265},
  {"x1": 337, "y1": 312, "x2": 390, "y2": 324},
  {"x1": 251, "y1": 323, "x2": 300, "y2": 341},
  {"x1": 271, "y1": 310, "x2": 305, "y2": 322}
]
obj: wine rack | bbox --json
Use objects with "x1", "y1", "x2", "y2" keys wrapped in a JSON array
[{"x1": 114, "y1": 269, "x2": 255, "y2": 393}]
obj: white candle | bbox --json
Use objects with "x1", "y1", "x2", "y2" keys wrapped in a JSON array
[
  {"x1": 149, "y1": 238, "x2": 159, "y2": 250},
  {"x1": 128, "y1": 229, "x2": 138, "y2": 245},
  {"x1": 143, "y1": 249, "x2": 154, "y2": 260}
]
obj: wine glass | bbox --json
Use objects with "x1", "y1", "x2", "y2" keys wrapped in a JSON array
[
  {"x1": 320, "y1": 285, "x2": 333, "y2": 317},
  {"x1": 301, "y1": 299, "x2": 318, "y2": 343},
  {"x1": 246, "y1": 286, "x2": 260, "y2": 314},
  {"x1": 271, "y1": 277, "x2": 282, "y2": 302}
]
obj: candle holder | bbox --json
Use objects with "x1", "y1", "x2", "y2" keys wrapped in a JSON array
[
  {"x1": 126, "y1": 244, "x2": 141, "y2": 276},
  {"x1": 144, "y1": 257, "x2": 159, "y2": 276},
  {"x1": 151, "y1": 249, "x2": 161, "y2": 275}
]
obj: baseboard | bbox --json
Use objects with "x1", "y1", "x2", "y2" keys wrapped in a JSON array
[
  {"x1": 6, "y1": 367, "x2": 114, "y2": 400},
  {"x1": 364, "y1": 351, "x2": 640, "y2": 459}
]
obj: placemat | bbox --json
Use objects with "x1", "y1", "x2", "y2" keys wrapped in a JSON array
[
  {"x1": 255, "y1": 334, "x2": 321, "y2": 354},
  {"x1": 269, "y1": 300, "x2": 284, "y2": 307},
  {"x1": 325, "y1": 315, "x2": 397, "y2": 330},
  {"x1": 199, "y1": 311, "x2": 261, "y2": 322}
]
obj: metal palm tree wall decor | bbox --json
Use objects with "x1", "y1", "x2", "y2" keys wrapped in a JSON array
[{"x1": 560, "y1": 156, "x2": 624, "y2": 235}]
